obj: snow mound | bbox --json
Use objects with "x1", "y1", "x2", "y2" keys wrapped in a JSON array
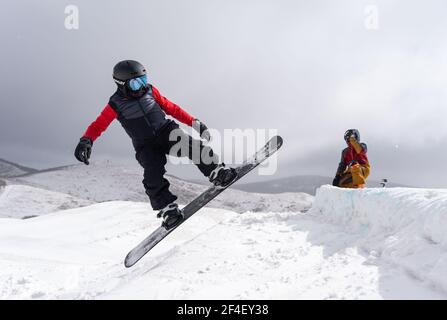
[
  {"x1": 0, "y1": 185, "x2": 93, "y2": 219},
  {"x1": 309, "y1": 185, "x2": 447, "y2": 293}
]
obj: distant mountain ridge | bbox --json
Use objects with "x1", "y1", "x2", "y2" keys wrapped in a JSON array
[
  {"x1": 0, "y1": 158, "x2": 38, "y2": 178},
  {"x1": 232, "y1": 175, "x2": 409, "y2": 195},
  {"x1": 1, "y1": 158, "x2": 409, "y2": 197},
  {"x1": 6, "y1": 160, "x2": 313, "y2": 215}
]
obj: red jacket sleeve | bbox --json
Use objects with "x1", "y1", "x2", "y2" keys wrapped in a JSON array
[
  {"x1": 83, "y1": 104, "x2": 117, "y2": 141},
  {"x1": 357, "y1": 150, "x2": 369, "y2": 165},
  {"x1": 152, "y1": 86, "x2": 194, "y2": 126},
  {"x1": 351, "y1": 141, "x2": 369, "y2": 165}
]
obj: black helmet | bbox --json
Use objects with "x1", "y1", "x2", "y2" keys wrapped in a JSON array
[
  {"x1": 113, "y1": 60, "x2": 148, "y2": 98},
  {"x1": 113, "y1": 60, "x2": 146, "y2": 83},
  {"x1": 344, "y1": 129, "x2": 360, "y2": 143}
]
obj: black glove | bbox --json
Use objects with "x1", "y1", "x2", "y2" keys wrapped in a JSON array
[
  {"x1": 192, "y1": 119, "x2": 211, "y2": 142},
  {"x1": 332, "y1": 175, "x2": 341, "y2": 187},
  {"x1": 74, "y1": 137, "x2": 92, "y2": 165}
]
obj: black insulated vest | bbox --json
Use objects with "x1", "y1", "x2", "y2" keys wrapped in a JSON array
[{"x1": 108, "y1": 86, "x2": 171, "y2": 149}]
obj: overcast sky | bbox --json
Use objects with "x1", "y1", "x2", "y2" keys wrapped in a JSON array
[{"x1": 1, "y1": 0, "x2": 447, "y2": 187}]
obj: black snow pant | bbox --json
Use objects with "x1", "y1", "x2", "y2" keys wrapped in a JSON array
[{"x1": 135, "y1": 121, "x2": 218, "y2": 210}]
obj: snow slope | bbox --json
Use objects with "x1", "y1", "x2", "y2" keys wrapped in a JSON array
[
  {"x1": 0, "y1": 186, "x2": 446, "y2": 299},
  {"x1": 12, "y1": 161, "x2": 313, "y2": 213},
  {"x1": 0, "y1": 185, "x2": 93, "y2": 219}
]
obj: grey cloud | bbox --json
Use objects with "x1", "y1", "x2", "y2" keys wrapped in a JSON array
[{"x1": 1, "y1": 0, "x2": 447, "y2": 187}]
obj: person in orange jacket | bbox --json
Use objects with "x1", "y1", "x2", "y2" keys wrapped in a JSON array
[{"x1": 332, "y1": 129, "x2": 370, "y2": 188}]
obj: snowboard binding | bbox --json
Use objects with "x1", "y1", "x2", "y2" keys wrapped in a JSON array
[
  {"x1": 209, "y1": 164, "x2": 238, "y2": 188},
  {"x1": 157, "y1": 203, "x2": 184, "y2": 230}
]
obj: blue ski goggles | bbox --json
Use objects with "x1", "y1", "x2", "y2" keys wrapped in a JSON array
[{"x1": 128, "y1": 74, "x2": 148, "y2": 91}]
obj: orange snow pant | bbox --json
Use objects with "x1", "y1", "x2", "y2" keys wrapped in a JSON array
[{"x1": 338, "y1": 163, "x2": 370, "y2": 189}]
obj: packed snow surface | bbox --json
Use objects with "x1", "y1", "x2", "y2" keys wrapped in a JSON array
[
  {"x1": 0, "y1": 185, "x2": 446, "y2": 299},
  {"x1": 310, "y1": 186, "x2": 447, "y2": 294}
]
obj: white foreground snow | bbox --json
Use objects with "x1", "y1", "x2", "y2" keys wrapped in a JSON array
[{"x1": 0, "y1": 185, "x2": 446, "y2": 299}]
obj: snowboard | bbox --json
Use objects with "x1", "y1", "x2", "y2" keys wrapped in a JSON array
[{"x1": 124, "y1": 135, "x2": 283, "y2": 268}]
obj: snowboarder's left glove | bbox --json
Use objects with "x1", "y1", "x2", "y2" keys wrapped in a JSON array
[
  {"x1": 74, "y1": 137, "x2": 92, "y2": 165},
  {"x1": 192, "y1": 119, "x2": 211, "y2": 142}
]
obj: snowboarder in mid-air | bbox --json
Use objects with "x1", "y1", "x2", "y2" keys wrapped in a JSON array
[
  {"x1": 332, "y1": 129, "x2": 370, "y2": 189},
  {"x1": 74, "y1": 60, "x2": 236, "y2": 229}
]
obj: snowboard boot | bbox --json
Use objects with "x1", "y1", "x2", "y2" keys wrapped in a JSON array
[
  {"x1": 157, "y1": 203, "x2": 184, "y2": 230},
  {"x1": 209, "y1": 164, "x2": 237, "y2": 188}
]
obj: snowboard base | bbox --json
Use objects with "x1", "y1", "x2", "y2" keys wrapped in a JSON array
[{"x1": 124, "y1": 135, "x2": 283, "y2": 268}]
